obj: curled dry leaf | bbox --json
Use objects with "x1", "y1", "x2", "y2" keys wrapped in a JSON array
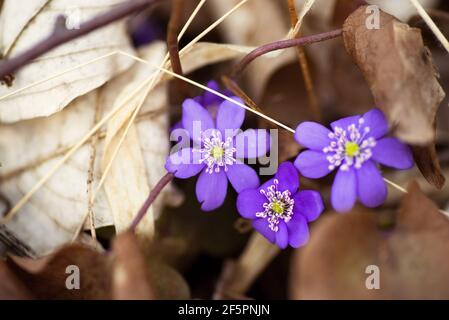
[
  {"x1": 342, "y1": 5, "x2": 446, "y2": 188},
  {"x1": 290, "y1": 181, "x2": 449, "y2": 299},
  {"x1": 343, "y1": 5, "x2": 445, "y2": 145},
  {"x1": 4, "y1": 231, "x2": 189, "y2": 299},
  {"x1": 412, "y1": 143, "x2": 445, "y2": 189},
  {"x1": 0, "y1": 0, "x2": 135, "y2": 122}
]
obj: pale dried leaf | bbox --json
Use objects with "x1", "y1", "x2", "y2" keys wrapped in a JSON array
[
  {"x1": 0, "y1": 39, "x2": 261, "y2": 256},
  {"x1": 102, "y1": 43, "x2": 168, "y2": 239},
  {"x1": 0, "y1": 0, "x2": 135, "y2": 122},
  {"x1": 0, "y1": 42, "x2": 170, "y2": 256}
]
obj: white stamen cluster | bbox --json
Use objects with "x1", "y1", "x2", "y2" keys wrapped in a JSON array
[
  {"x1": 323, "y1": 118, "x2": 376, "y2": 171},
  {"x1": 195, "y1": 129, "x2": 236, "y2": 174},
  {"x1": 256, "y1": 179, "x2": 295, "y2": 232}
]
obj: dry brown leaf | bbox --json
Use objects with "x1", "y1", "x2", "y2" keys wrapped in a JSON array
[
  {"x1": 343, "y1": 5, "x2": 446, "y2": 188},
  {"x1": 412, "y1": 143, "x2": 445, "y2": 189},
  {"x1": 0, "y1": 0, "x2": 135, "y2": 122},
  {"x1": 112, "y1": 231, "x2": 156, "y2": 300},
  {"x1": 4, "y1": 231, "x2": 189, "y2": 299},
  {"x1": 343, "y1": 5, "x2": 445, "y2": 145},
  {"x1": 290, "y1": 181, "x2": 449, "y2": 299},
  {"x1": 7, "y1": 244, "x2": 111, "y2": 299},
  {"x1": 0, "y1": 259, "x2": 33, "y2": 299}
]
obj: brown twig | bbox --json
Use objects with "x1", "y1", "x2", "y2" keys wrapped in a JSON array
[
  {"x1": 221, "y1": 75, "x2": 277, "y2": 132},
  {"x1": 286, "y1": 0, "x2": 321, "y2": 121},
  {"x1": 0, "y1": 0, "x2": 164, "y2": 78},
  {"x1": 129, "y1": 172, "x2": 175, "y2": 231},
  {"x1": 167, "y1": 0, "x2": 189, "y2": 97},
  {"x1": 231, "y1": 29, "x2": 343, "y2": 79},
  {"x1": 221, "y1": 75, "x2": 261, "y2": 112}
]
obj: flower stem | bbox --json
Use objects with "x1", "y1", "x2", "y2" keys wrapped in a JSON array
[
  {"x1": 231, "y1": 29, "x2": 343, "y2": 78},
  {"x1": 129, "y1": 172, "x2": 175, "y2": 231},
  {"x1": 167, "y1": 0, "x2": 189, "y2": 97}
]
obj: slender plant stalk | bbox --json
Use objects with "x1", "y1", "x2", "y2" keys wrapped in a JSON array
[
  {"x1": 167, "y1": 0, "x2": 188, "y2": 96},
  {"x1": 231, "y1": 29, "x2": 343, "y2": 78},
  {"x1": 286, "y1": 0, "x2": 321, "y2": 121},
  {"x1": 129, "y1": 172, "x2": 174, "y2": 230}
]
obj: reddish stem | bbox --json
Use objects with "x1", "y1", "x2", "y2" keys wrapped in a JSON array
[
  {"x1": 129, "y1": 172, "x2": 175, "y2": 231},
  {"x1": 231, "y1": 29, "x2": 343, "y2": 78}
]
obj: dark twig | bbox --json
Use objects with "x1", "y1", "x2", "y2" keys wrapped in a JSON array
[
  {"x1": 129, "y1": 172, "x2": 175, "y2": 231},
  {"x1": 221, "y1": 75, "x2": 276, "y2": 131},
  {"x1": 221, "y1": 75, "x2": 261, "y2": 112},
  {"x1": 286, "y1": 0, "x2": 321, "y2": 121},
  {"x1": 231, "y1": 29, "x2": 343, "y2": 79},
  {"x1": 167, "y1": 0, "x2": 189, "y2": 97},
  {"x1": 0, "y1": 0, "x2": 163, "y2": 78}
]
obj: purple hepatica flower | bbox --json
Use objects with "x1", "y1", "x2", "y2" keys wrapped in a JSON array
[
  {"x1": 294, "y1": 108, "x2": 414, "y2": 213},
  {"x1": 166, "y1": 97, "x2": 268, "y2": 211},
  {"x1": 237, "y1": 162, "x2": 324, "y2": 249},
  {"x1": 193, "y1": 80, "x2": 232, "y2": 109},
  {"x1": 172, "y1": 81, "x2": 231, "y2": 130}
]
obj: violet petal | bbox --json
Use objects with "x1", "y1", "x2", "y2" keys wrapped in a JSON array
[
  {"x1": 362, "y1": 108, "x2": 388, "y2": 139},
  {"x1": 331, "y1": 167, "x2": 357, "y2": 212},
  {"x1": 253, "y1": 218, "x2": 276, "y2": 243},
  {"x1": 372, "y1": 137, "x2": 414, "y2": 169},
  {"x1": 356, "y1": 161, "x2": 387, "y2": 208},
  {"x1": 287, "y1": 214, "x2": 310, "y2": 248},
  {"x1": 295, "y1": 122, "x2": 332, "y2": 151},
  {"x1": 295, "y1": 150, "x2": 331, "y2": 179},
  {"x1": 275, "y1": 162, "x2": 299, "y2": 194},
  {"x1": 236, "y1": 189, "x2": 266, "y2": 219},
  {"x1": 182, "y1": 99, "x2": 215, "y2": 139},
  {"x1": 195, "y1": 169, "x2": 228, "y2": 211},
  {"x1": 293, "y1": 190, "x2": 324, "y2": 222},
  {"x1": 226, "y1": 162, "x2": 260, "y2": 193}
]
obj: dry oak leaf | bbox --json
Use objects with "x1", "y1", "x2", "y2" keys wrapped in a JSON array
[
  {"x1": 5, "y1": 231, "x2": 189, "y2": 299},
  {"x1": 343, "y1": 5, "x2": 445, "y2": 145},
  {"x1": 0, "y1": 0, "x2": 135, "y2": 122},
  {"x1": 290, "y1": 181, "x2": 449, "y2": 299}
]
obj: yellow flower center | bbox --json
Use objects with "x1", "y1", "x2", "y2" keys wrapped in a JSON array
[
  {"x1": 272, "y1": 201, "x2": 285, "y2": 215},
  {"x1": 211, "y1": 146, "x2": 224, "y2": 160},
  {"x1": 345, "y1": 142, "x2": 360, "y2": 157}
]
